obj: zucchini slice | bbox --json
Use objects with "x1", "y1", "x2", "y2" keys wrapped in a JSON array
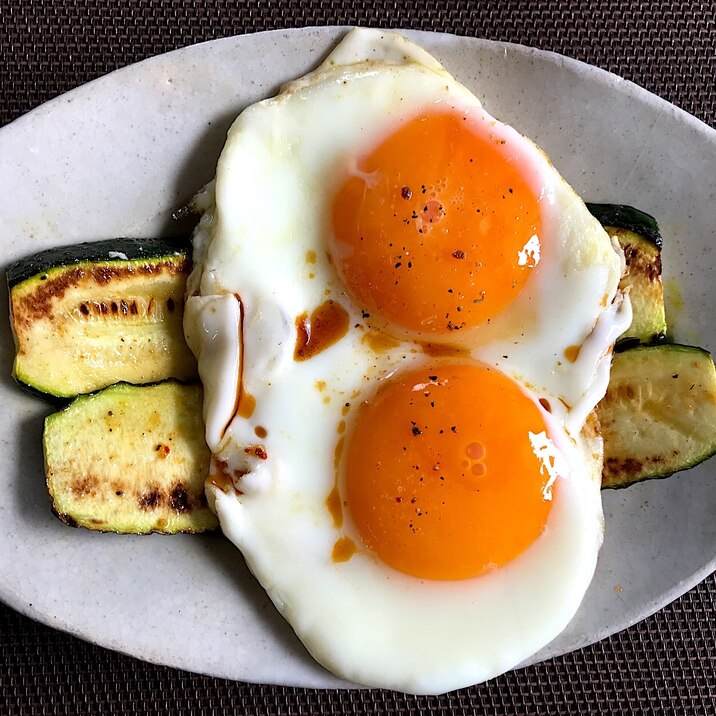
[
  {"x1": 44, "y1": 381, "x2": 216, "y2": 534},
  {"x1": 598, "y1": 344, "x2": 716, "y2": 488},
  {"x1": 8, "y1": 238, "x2": 198, "y2": 398},
  {"x1": 587, "y1": 203, "x2": 666, "y2": 346},
  {"x1": 607, "y1": 225, "x2": 667, "y2": 347}
]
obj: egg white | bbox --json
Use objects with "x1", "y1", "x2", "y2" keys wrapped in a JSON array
[{"x1": 185, "y1": 28, "x2": 630, "y2": 693}]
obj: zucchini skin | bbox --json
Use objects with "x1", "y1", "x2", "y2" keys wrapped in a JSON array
[
  {"x1": 586, "y1": 203, "x2": 662, "y2": 248},
  {"x1": 6, "y1": 236, "x2": 191, "y2": 287},
  {"x1": 613, "y1": 335, "x2": 667, "y2": 353}
]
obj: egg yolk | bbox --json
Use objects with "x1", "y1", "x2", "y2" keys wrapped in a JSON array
[
  {"x1": 331, "y1": 110, "x2": 543, "y2": 335},
  {"x1": 343, "y1": 363, "x2": 556, "y2": 580}
]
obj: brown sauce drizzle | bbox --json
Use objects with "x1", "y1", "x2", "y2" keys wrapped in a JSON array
[
  {"x1": 421, "y1": 342, "x2": 468, "y2": 357},
  {"x1": 206, "y1": 459, "x2": 244, "y2": 495},
  {"x1": 237, "y1": 391, "x2": 256, "y2": 419},
  {"x1": 332, "y1": 536, "x2": 357, "y2": 563},
  {"x1": 325, "y1": 435, "x2": 347, "y2": 528},
  {"x1": 216, "y1": 293, "x2": 245, "y2": 446},
  {"x1": 326, "y1": 484, "x2": 343, "y2": 528},
  {"x1": 361, "y1": 330, "x2": 400, "y2": 353},
  {"x1": 334, "y1": 436, "x2": 345, "y2": 470},
  {"x1": 564, "y1": 344, "x2": 581, "y2": 363},
  {"x1": 294, "y1": 300, "x2": 349, "y2": 361}
]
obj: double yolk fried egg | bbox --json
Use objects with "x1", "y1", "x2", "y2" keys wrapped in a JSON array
[{"x1": 184, "y1": 29, "x2": 631, "y2": 694}]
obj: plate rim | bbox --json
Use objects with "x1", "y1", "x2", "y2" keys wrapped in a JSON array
[{"x1": 1, "y1": 25, "x2": 715, "y2": 689}]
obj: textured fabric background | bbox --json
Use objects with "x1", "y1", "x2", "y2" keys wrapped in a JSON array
[{"x1": 1, "y1": 1, "x2": 714, "y2": 714}]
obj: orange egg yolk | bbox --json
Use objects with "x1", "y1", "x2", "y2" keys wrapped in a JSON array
[
  {"x1": 331, "y1": 110, "x2": 543, "y2": 335},
  {"x1": 343, "y1": 363, "x2": 555, "y2": 580}
]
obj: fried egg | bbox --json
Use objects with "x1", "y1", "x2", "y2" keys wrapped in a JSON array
[{"x1": 184, "y1": 28, "x2": 631, "y2": 694}]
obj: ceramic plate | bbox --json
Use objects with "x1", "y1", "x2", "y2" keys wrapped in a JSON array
[{"x1": 1, "y1": 27, "x2": 714, "y2": 689}]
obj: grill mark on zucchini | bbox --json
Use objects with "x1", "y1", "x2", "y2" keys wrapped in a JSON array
[
  {"x1": 70, "y1": 475, "x2": 99, "y2": 498},
  {"x1": 622, "y1": 242, "x2": 662, "y2": 282},
  {"x1": 135, "y1": 482, "x2": 199, "y2": 513},
  {"x1": 15, "y1": 259, "x2": 189, "y2": 322},
  {"x1": 170, "y1": 484, "x2": 192, "y2": 512},
  {"x1": 72, "y1": 295, "x2": 183, "y2": 322},
  {"x1": 52, "y1": 508, "x2": 79, "y2": 528},
  {"x1": 604, "y1": 450, "x2": 683, "y2": 482},
  {"x1": 139, "y1": 488, "x2": 162, "y2": 510}
]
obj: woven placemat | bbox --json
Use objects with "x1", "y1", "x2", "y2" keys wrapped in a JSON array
[
  {"x1": 3, "y1": 0, "x2": 714, "y2": 128},
  {"x1": 1, "y1": 2, "x2": 714, "y2": 714}
]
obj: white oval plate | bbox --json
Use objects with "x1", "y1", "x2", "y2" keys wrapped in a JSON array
[{"x1": 1, "y1": 28, "x2": 714, "y2": 689}]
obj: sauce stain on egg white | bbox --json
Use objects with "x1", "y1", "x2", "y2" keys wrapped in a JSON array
[
  {"x1": 326, "y1": 483, "x2": 343, "y2": 528},
  {"x1": 237, "y1": 391, "x2": 256, "y2": 418},
  {"x1": 325, "y1": 436, "x2": 347, "y2": 528},
  {"x1": 207, "y1": 458, "x2": 244, "y2": 495},
  {"x1": 564, "y1": 344, "x2": 582, "y2": 363},
  {"x1": 361, "y1": 330, "x2": 400, "y2": 353},
  {"x1": 421, "y1": 341, "x2": 468, "y2": 357},
  {"x1": 294, "y1": 300, "x2": 350, "y2": 360},
  {"x1": 332, "y1": 536, "x2": 358, "y2": 563}
]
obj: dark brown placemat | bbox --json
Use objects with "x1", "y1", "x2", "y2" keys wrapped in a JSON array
[
  {"x1": 3, "y1": 0, "x2": 715, "y2": 129},
  {"x1": 1, "y1": 1, "x2": 715, "y2": 714}
]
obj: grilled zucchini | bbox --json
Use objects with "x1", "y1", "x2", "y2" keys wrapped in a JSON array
[
  {"x1": 44, "y1": 381, "x2": 216, "y2": 534},
  {"x1": 598, "y1": 344, "x2": 716, "y2": 488},
  {"x1": 8, "y1": 238, "x2": 198, "y2": 398},
  {"x1": 588, "y1": 203, "x2": 667, "y2": 346}
]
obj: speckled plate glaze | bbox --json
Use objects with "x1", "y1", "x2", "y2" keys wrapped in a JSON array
[{"x1": 0, "y1": 28, "x2": 714, "y2": 690}]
